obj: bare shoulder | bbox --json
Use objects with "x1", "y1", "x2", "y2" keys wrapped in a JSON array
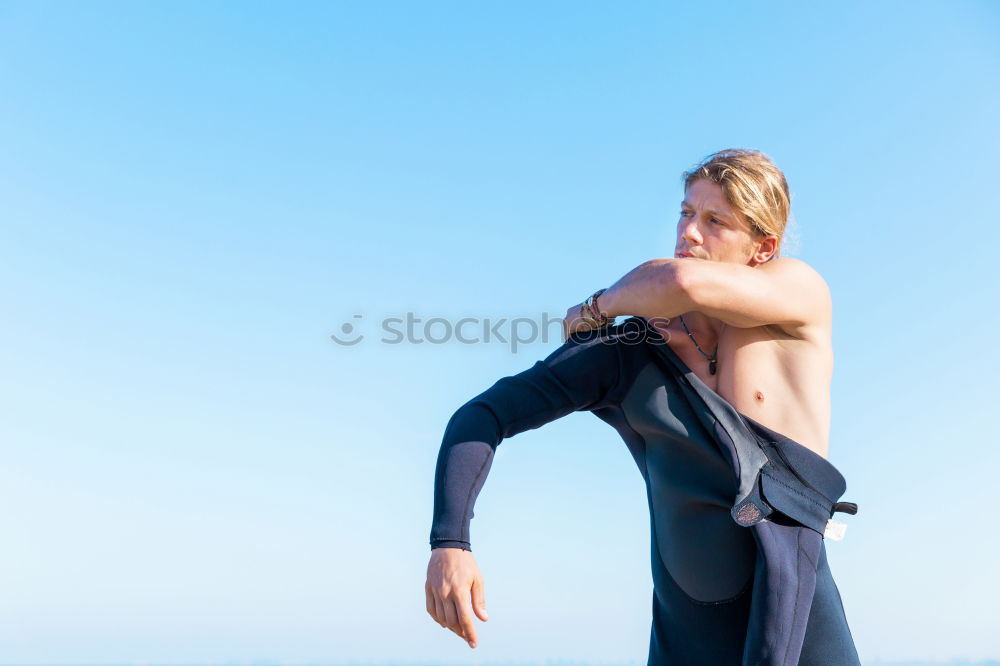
[
  {"x1": 759, "y1": 257, "x2": 832, "y2": 336},
  {"x1": 760, "y1": 258, "x2": 830, "y2": 299},
  {"x1": 759, "y1": 256, "x2": 822, "y2": 279}
]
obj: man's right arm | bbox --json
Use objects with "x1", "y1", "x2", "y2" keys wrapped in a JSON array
[
  {"x1": 425, "y1": 319, "x2": 644, "y2": 648},
  {"x1": 429, "y1": 321, "x2": 633, "y2": 551}
]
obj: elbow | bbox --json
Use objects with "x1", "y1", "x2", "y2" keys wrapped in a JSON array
[
  {"x1": 656, "y1": 259, "x2": 699, "y2": 312},
  {"x1": 444, "y1": 400, "x2": 502, "y2": 449}
]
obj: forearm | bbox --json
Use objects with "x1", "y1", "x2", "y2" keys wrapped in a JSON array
[
  {"x1": 429, "y1": 325, "x2": 627, "y2": 552},
  {"x1": 430, "y1": 403, "x2": 503, "y2": 551},
  {"x1": 598, "y1": 258, "x2": 696, "y2": 320}
]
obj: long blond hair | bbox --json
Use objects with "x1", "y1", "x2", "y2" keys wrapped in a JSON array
[{"x1": 681, "y1": 149, "x2": 792, "y2": 259}]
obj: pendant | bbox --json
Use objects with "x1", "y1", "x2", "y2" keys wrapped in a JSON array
[{"x1": 709, "y1": 359, "x2": 717, "y2": 375}]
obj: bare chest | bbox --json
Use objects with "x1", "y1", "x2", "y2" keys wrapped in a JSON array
[{"x1": 658, "y1": 320, "x2": 833, "y2": 457}]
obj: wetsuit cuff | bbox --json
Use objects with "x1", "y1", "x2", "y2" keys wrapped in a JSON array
[{"x1": 431, "y1": 540, "x2": 472, "y2": 551}]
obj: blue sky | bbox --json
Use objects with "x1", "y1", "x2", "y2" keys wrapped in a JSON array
[{"x1": 1, "y1": 1, "x2": 998, "y2": 664}]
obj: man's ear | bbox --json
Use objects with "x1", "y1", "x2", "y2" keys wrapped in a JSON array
[{"x1": 750, "y1": 234, "x2": 780, "y2": 265}]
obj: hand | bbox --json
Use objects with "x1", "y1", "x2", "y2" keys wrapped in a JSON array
[
  {"x1": 561, "y1": 303, "x2": 603, "y2": 342},
  {"x1": 425, "y1": 547, "x2": 489, "y2": 648}
]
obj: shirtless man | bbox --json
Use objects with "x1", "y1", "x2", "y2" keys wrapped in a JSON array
[
  {"x1": 425, "y1": 149, "x2": 857, "y2": 663},
  {"x1": 562, "y1": 148, "x2": 832, "y2": 459}
]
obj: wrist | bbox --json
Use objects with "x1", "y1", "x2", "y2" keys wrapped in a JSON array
[
  {"x1": 593, "y1": 287, "x2": 618, "y2": 320},
  {"x1": 582, "y1": 288, "x2": 612, "y2": 327}
]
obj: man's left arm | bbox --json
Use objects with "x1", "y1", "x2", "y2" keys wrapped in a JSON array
[{"x1": 563, "y1": 257, "x2": 831, "y2": 337}]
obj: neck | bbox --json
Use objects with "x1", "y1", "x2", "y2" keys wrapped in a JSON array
[{"x1": 678, "y1": 311, "x2": 725, "y2": 338}]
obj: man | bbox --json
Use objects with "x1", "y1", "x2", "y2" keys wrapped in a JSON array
[
  {"x1": 562, "y1": 148, "x2": 833, "y2": 460},
  {"x1": 425, "y1": 149, "x2": 860, "y2": 664}
]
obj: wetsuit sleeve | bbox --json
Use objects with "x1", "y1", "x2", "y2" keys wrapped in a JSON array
[{"x1": 429, "y1": 326, "x2": 627, "y2": 551}]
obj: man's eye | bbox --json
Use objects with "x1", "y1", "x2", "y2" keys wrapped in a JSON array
[
  {"x1": 711, "y1": 218, "x2": 723, "y2": 225},
  {"x1": 680, "y1": 211, "x2": 690, "y2": 217}
]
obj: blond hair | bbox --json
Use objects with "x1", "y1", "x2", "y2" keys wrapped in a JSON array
[{"x1": 681, "y1": 149, "x2": 792, "y2": 259}]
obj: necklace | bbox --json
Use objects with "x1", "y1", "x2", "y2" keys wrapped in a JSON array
[{"x1": 678, "y1": 313, "x2": 720, "y2": 375}]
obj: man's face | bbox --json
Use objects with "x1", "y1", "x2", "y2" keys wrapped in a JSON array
[{"x1": 674, "y1": 178, "x2": 763, "y2": 265}]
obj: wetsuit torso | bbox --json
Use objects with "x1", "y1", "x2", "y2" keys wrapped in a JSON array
[{"x1": 430, "y1": 317, "x2": 861, "y2": 666}]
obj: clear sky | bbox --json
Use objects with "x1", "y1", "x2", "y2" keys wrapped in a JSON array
[{"x1": 1, "y1": 1, "x2": 998, "y2": 664}]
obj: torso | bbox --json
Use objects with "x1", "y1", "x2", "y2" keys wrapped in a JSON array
[{"x1": 651, "y1": 317, "x2": 834, "y2": 459}]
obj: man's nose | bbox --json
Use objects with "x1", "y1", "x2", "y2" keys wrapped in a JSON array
[{"x1": 681, "y1": 220, "x2": 702, "y2": 245}]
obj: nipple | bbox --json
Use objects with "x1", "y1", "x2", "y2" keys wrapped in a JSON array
[{"x1": 753, "y1": 390, "x2": 765, "y2": 403}]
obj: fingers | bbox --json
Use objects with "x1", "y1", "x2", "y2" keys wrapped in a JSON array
[
  {"x1": 425, "y1": 552, "x2": 484, "y2": 648},
  {"x1": 443, "y1": 595, "x2": 463, "y2": 641},
  {"x1": 425, "y1": 581, "x2": 444, "y2": 628},
  {"x1": 471, "y1": 575, "x2": 489, "y2": 622},
  {"x1": 427, "y1": 583, "x2": 480, "y2": 648},
  {"x1": 433, "y1": 594, "x2": 448, "y2": 630},
  {"x1": 453, "y1": 594, "x2": 478, "y2": 648}
]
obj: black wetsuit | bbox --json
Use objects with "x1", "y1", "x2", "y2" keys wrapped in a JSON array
[{"x1": 429, "y1": 317, "x2": 861, "y2": 666}]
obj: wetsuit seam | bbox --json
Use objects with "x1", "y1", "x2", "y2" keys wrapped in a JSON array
[
  {"x1": 801, "y1": 531, "x2": 819, "y2": 569},
  {"x1": 461, "y1": 452, "x2": 493, "y2": 545},
  {"x1": 781, "y1": 528, "x2": 804, "y2": 666},
  {"x1": 614, "y1": 405, "x2": 648, "y2": 489},
  {"x1": 502, "y1": 372, "x2": 575, "y2": 416},
  {"x1": 763, "y1": 440, "x2": 837, "y2": 502}
]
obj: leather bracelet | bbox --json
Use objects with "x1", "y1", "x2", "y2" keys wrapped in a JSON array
[
  {"x1": 592, "y1": 288, "x2": 611, "y2": 326},
  {"x1": 582, "y1": 288, "x2": 612, "y2": 327}
]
